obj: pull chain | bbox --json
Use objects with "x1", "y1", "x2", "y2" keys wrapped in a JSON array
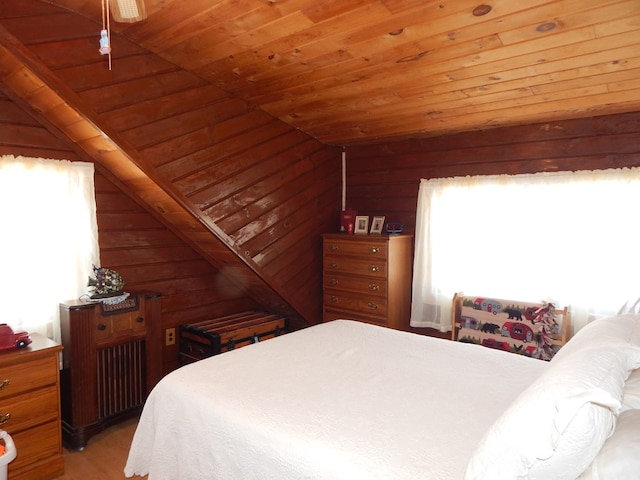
[{"x1": 99, "y1": 0, "x2": 112, "y2": 70}]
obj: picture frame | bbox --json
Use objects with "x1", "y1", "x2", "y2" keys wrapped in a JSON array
[
  {"x1": 354, "y1": 216, "x2": 369, "y2": 234},
  {"x1": 370, "y1": 216, "x2": 385, "y2": 235}
]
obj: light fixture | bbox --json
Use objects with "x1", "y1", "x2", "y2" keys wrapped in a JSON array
[{"x1": 109, "y1": 0, "x2": 147, "y2": 23}]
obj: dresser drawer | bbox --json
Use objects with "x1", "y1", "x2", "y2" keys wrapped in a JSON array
[
  {"x1": 0, "y1": 356, "x2": 58, "y2": 400},
  {"x1": 0, "y1": 385, "x2": 59, "y2": 434},
  {"x1": 323, "y1": 239, "x2": 388, "y2": 259},
  {"x1": 323, "y1": 257, "x2": 387, "y2": 278},
  {"x1": 10, "y1": 419, "x2": 61, "y2": 473},
  {"x1": 324, "y1": 291, "x2": 387, "y2": 318},
  {"x1": 323, "y1": 273, "x2": 386, "y2": 296}
]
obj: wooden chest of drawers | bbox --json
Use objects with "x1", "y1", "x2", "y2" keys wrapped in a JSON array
[
  {"x1": 0, "y1": 334, "x2": 64, "y2": 480},
  {"x1": 322, "y1": 233, "x2": 413, "y2": 330}
]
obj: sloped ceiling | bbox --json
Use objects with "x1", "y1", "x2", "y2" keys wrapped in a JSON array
[
  {"x1": 40, "y1": 0, "x2": 640, "y2": 145},
  {"x1": 0, "y1": 2, "x2": 341, "y2": 329},
  {"x1": 1, "y1": 1, "x2": 640, "y2": 330}
]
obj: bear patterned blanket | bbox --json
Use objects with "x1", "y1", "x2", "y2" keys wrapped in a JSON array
[{"x1": 455, "y1": 295, "x2": 569, "y2": 361}]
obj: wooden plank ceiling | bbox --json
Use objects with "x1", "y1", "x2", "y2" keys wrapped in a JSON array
[
  {"x1": 42, "y1": 0, "x2": 640, "y2": 145},
  {"x1": 1, "y1": 0, "x2": 639, "y2": 331}
]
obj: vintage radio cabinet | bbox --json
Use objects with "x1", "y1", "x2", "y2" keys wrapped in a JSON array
[{"x1": 59, "y1": 292, "x2": 161, "y2": 450}]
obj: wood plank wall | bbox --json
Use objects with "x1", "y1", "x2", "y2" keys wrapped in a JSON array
[
  {"x1": 94, "y1": 171, "x2": 261, "y2": 372},
  {"x1": 0, "y1": 90, "x2": 260, "y2": 372},
  {"x1": 347, "y1": 111, "x2": 640, "y2": 235},
  {"x1": 0, "y1": 1, "x2": 342, "y2": 332},
  {"x1": 0, "y1": 90, "x2": 78, "y2": 160},
  {"x1": 6, "y1": 3, "x2": 639, "y2": 364}
]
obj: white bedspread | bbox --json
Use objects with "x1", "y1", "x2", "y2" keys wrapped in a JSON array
[{"x1": 125, "y1": 320, "x2": 548, "y2": 480}]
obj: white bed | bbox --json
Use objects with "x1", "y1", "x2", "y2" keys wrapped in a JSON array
[{"x1": 125, "y1": 317, "x2": 640, "y2": 480}]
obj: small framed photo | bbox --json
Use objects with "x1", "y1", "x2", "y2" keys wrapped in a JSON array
[
  {"x1": 354, "y1": 216, "x2": 369, "y2": 234},
  {"x1": 370, "y1": 216, "x2": 385, "y2": 235}
]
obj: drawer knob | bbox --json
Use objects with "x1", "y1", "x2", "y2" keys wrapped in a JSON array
[
  {"x1": 368, "y1": 283, "x2": 379, "y2": 291},
  {"x1": 368, "y1": 265, "x2": 379, "y2": 272},
  {"x1": 97, "y1": 323, "x2": 107, "y2": 331},
  {"x1": 330, "y1": 262, "x2": 338, "y2": 268},
  {"x1": 330, "y1": 244, "x2": 338, "y2": 251},
  {"x1": 329, "y1": 278, "x2": 338, "y2": 286},
  {"x1": 367, "y1": 303, "x2": 378, "y2": 310},
  {"x1": 0, "y1": 412, "x2": 11, "y2": 426},
  {"x1": 329, "y1": 295, "x2": 338, "y2": 303},
  {"x1": 0, "y1": 379, "x2": 9, "y2": 390},
  {"x1": 136, "y1": 316, "x2": 144, "y2": 323},
  {"x1": 370, "y1": 247, "x2": 379, "y2": 253}
]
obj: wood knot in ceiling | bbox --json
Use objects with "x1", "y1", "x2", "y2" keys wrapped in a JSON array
[
  {"x1": 472, "y1": 5, "x2": 492, "y2": 17},
  {"x1": 397, "y1": 51, "x2": 429, "y2": 63},
  {"x1": 536, "y1": 21, "x2": 558, "y2": 33}
]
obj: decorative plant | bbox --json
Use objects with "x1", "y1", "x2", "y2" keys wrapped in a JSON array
[{"x1": 87, "y1": 265, "x2": 125, "y2": 297}]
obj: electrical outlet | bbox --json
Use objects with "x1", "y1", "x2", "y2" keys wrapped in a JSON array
[{"x1": 165, "y1": 327, "x2": 176, "y2": 346}]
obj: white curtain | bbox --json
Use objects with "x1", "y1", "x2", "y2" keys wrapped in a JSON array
[
  {"x1": 410, "y1": 168, "x2": 640, "y2": 335},
  {"x1": 0, "y1": 155, "x2": 99, "y2": 343}
]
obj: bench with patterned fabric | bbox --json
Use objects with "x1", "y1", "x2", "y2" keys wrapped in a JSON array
[{"x1": 452, "y1": 293, "x2": 571, "y2": 361}]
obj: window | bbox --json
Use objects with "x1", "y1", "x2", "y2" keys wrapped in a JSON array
[
  {"x1": 0, "y1": 155, "x2": 99, "y2": 342},
  {"x1": 410, "y1": 168, "x2": 640, "y2": 334}
]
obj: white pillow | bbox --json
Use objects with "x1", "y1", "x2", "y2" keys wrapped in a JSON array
[
  {"x1": 552, "y1": 314, "x2": 640, "y2": 364},
  {"x1": 617, "y1": 297, "x2": 640, "y2": 315},
  {"x1": 578, "y1": 409, "x2": 640, "y2": 479},
  {"x1": 622, "y1": 368, "x2": 640, "y2": 412},
  {"x1": 465, "y1": 342, "x2": 640, "y2": 480}
]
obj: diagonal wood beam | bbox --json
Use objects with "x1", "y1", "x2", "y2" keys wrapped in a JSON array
[{"x1": 0, "y1": 23, "x2": 307, "y2": 326}]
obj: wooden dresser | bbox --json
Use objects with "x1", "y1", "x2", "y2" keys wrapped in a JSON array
[
  {"x1": 0, "y1": 334, "x2": 64, "y2": 480},
  {"x1": 322, "y1": 233, "x2": 413, "y2": 330}
]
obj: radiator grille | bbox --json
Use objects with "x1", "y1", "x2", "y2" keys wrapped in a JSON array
[{"x1": 97, "y1": 340, "x2": 146, "y2": 419}]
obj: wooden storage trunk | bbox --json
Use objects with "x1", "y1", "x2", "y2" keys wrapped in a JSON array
[{"x1": 179, "y1": 310, "x2": 287, "y2": 364}]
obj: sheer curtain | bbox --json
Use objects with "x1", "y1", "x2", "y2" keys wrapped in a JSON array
[
  {"x1": 0, "y1": 155, "x2": 99, "y2": 343},
  {"x1": 410, "y1": 168, "x2": 640, "y2": 335}
]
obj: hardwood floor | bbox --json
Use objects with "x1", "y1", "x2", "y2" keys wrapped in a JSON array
[{"x1": 54, "y1": 418, "x2": 147, "y2": 480}]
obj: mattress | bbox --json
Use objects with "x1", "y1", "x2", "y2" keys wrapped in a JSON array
[{"x1": 125, "y1": 320, "x2": 548, "y2": 480}]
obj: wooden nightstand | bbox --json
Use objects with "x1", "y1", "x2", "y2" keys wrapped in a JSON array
[{"x1": 0, "y1": 334, "x2": 64, "y2": 480}]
